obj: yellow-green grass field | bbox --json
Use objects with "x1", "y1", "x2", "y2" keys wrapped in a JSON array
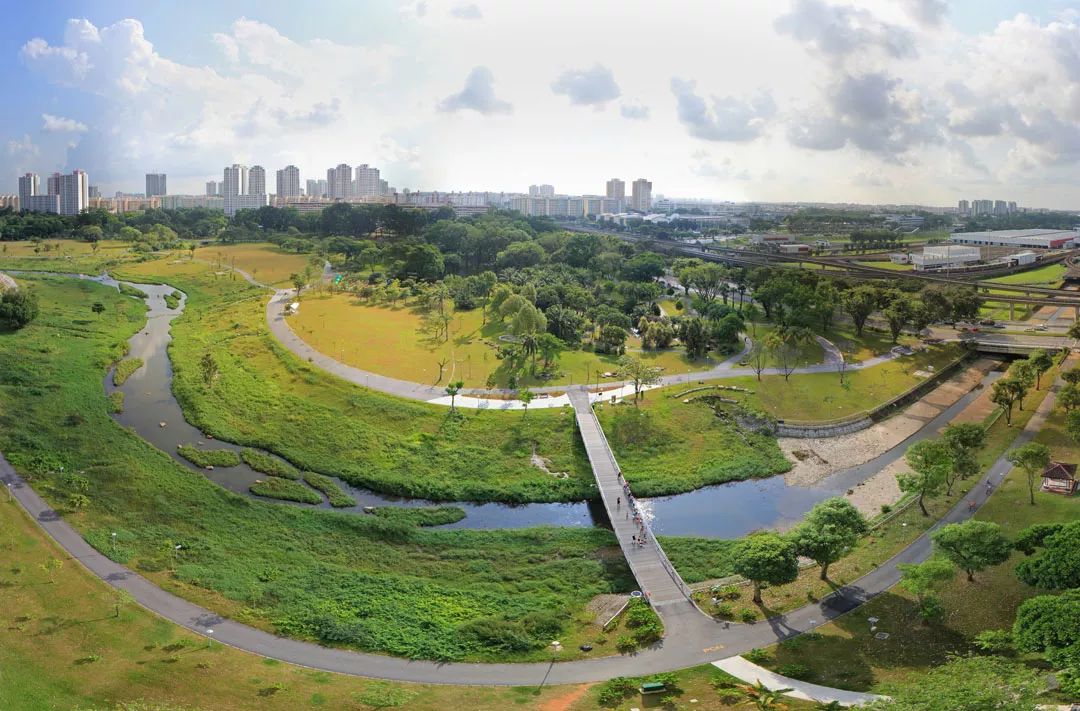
[
  {"x1": 0, "y1": 238, "x2": 132, "y2": 257},
  {"x1": 860, "y1": 259, "x2": 914, "y2": 271},
  {"x1": 986, "y1": 262, "x2": 1067, "y2": 288},
  {"x1": 194, "y1": 243, "x2": 314, "y2": 287},
  {"x1": 738, "y1": 323, "x2": 825, "y2": 370},
  {"x1": 290, "y1": 292, "x2": 729, "y2": 388},
  {"x1": 0, "y1": 239, "x2": 141, "y2": 273}
]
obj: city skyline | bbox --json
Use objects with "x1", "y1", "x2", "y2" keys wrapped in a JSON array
[{"x1": 4, "y1": 1, "x2": 1080, "y2": 208}]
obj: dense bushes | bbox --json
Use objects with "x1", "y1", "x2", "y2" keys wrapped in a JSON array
[
  {"x1": 250, "y1": 476, "x2": 323, "y2": 505},
  {"x1": 240, "y1": 448, "x2": 300, "y2": 479},
  {"x1": 0, "y1": 286, "x2": 39, "y2": 330},
  {"x1": 112, "y1": 358, "x2": 144, "y2": 386},
  {"x1": 176, "y1": 444, "x2": 241, "y2": 469}
]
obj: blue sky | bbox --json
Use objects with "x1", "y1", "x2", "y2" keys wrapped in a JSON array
[{"x1": 5, "y1": 1, "x2": 1080, "y2": 207}]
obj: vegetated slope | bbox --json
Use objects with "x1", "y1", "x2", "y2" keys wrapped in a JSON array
[{"x1": 0, "y1": 275, "x2": 632, "y2": 662}]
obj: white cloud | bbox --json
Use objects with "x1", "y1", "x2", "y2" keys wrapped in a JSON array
[
  {"x1": 450, "y1": 3, "x2": 482, "y2": 20},
  {"x1": 550, "y1": 64, "x2": 621, "y2": 108},
  {"x1": 619, "y1": 100, "x2": 650, "y2": 120},
  {"x1": 774, "y1": 0, "x2": 917, "y2": 63},
  {"x1": 42, "y1": 113, "x2": 88, "y2": 133},
  {"x1": 671, "y1": 78, "x2": 775, "y2": 142},
  {"x1": 900, "y1": 0, "x2": 948, "y2": 27},
  {"x1": 438, "y1": 66, "x2": 512, "y2": 115},
  {"x1": 7, "y1": 134, "x2": 39, "y2": 158}
]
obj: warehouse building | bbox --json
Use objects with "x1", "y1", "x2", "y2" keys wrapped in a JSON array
[
  {"x1": 948, "y1": 228, "x2": 1080, "y2": 249},
  {"x1": 911, "y1": 245, "x2": 981, "y2": 271}
]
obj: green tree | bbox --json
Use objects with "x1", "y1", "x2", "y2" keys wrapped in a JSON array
[
  {"x1": 790, "y1": 498, "x2": 867, "y2": 580},
  {"x1": 900, "y1": 439, "x2": 950, "y2": 516},
  {"x1": 731, "y1": 533, "x2": 799, "y2": 605},
  {"x1": 91, "y1": 302, "x2": 105, "y2": 317},
  {"x1": 1058, "y1": 382, "x2": 1080, "y2": 412},
  {"x1": 1006, "y1": 442, "x2": 1051, "y2": 505},
  {"x1": 1026, "y1": 349, "x2": 1053, "y2": 389},
  {"x1": 931, "y1": 520, "x2": 1012, "y2": 582},
  {"x1": 841, "y1": 285, "x2": 878, "y2": 337},
  {"x1": 615, "y1": 355, "x2": 663, "y2": 403},
  {"x1": 1067, "y1": 409, "x2": 1080, "y2": 443},
  {"x1": 510, "y1": 303, "x2": 547, "y2": 336},
  {"x1": 290, "y1": 272, "x2": 305, "y2": 298},
  {"x1": 596, "y1": 324, "x2": 628, "y2": 355},
  {"x1": 1011, "y1": 362, "x2": 1035, "y2": 410},
  {"x1": 1069, "y1": 318, "x2": 1080, "y2": 340},
  {"x1": 897, "y1": 557, "x2": 955, "y2": 623},
  {"x1": 199, "y1": 351, "x2": 218, "y2": 389},
  {"x1": 1012, "y1": 588, "x2": 1080, "y2": 654},
  {"x1": 517, "y1": 388, "x2": 534, "y2": 417},
  {"x1": 1015, "y1": 521, "x2": 1080, "y2": 590},
  {"x1": 0, "y1": 287, "x2": 39, "y2": 330},
  {"x1": 1062, "y1": 367, "x2": 1080, "y2": 386},
  {"x1": 883, "y1": 299, "x2": 912, "y2": 343},
  {"x1": 990, "y1": 378, "x2": 1021, "y2": 425},
  {"x1": 941, "y1": 422, "x2": 986, "y2": 491},
  {"x1": 444, "y1": 380, "x2": 464, "y2": 412},
  {"x1": 680, "y1": 316, "x2": 710, "y2": 359}
]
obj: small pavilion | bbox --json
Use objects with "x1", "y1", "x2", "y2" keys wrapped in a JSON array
[{"x1": 1041, "y1": 462, "x2": 1078, "y2": 496}]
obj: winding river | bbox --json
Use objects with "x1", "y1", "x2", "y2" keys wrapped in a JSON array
[{"x1": 19, "y1": 270, "x2": 993, "y2": 538}]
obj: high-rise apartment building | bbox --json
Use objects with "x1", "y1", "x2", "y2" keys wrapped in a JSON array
[
  {"x1": 47, "y1": 173, "x2": 61, "y2": 197},
  {"x1": 88, "y1": 185, "x2": 100, "y2": 199},
  {"x1": 248, "y1": 166, "x2": 267, "y2": 196},
  {"x1": 18, "y1": 173, "x2": 38, "y2": 209},
  {"x1": 327, "y1": 164, "x2": 353, "y2": 199},
  {"x1": 355, "y1": 164, "x2": 381, "y2": 197},
  {"x1": 529, "y1": 184, "x2": 555, "y2": 198},
  {"x1": 276, "y1": 165, "x2": 301, "y2": 197},
  {"x1": 206, "y1": 180, "x2": 218, "y2": 196},
  {"x1": 631, "y1": 178, "x2": 652, "y2": 212},
  {"x1": 318, "y1": 179, "x2": 328, "y2": 198},
  {"x1": 223, "y1": 164, "x2": 248, "y2": 197},
  {"x1": 606, "y1": 178, "x2": 625, "y2": 199},
  {"x1": 993, "y1": 199, "x2": 1008, "y2": 216},
  {"x1": 305, "y1": 179, "x2": 319, "y2": 197},
  {"x1": 145, "y1": 173, "x2": 167, "y2": 197},
  {"x1": 58, "y1": 170, "x2": 89, "y2": 216},
  {"x1": 957, "y1": 199, "x2": 970, "y2": 216}
]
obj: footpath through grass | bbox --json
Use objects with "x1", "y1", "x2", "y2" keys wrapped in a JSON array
[
  {"x1": 0, "y1": 275, "x2": 634, "y2": 663},
  {"x1": 193, "y1": 242, "x2": 313, "y2": 286}
]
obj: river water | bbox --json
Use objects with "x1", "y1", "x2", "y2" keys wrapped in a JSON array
[{"x1": 19, "y1": 271, "x2": 990, "y2": 538}]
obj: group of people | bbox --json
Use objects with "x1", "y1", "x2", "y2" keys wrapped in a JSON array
[{"x1": 615, "y1": 471, "x2": 650, "y2": 549}]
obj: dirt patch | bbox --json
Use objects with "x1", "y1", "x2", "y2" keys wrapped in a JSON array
[
  {"x1": 0, "y1": 272, "x2": 17, "y2": 291},
  {"x1": 531, "y1": 446, "x2": 570, "y2": 479},
  {"x1": 843, "y1": 460, "x2": 906, "y2": 518},
  {"x1": 540, "y1": 683, "x2": 592, "y2": 711},
  {"x1": 586, "y1": 593, "x2": 629, "y2": 625},
  {"x1": 779, "y1": 359, "x2": 997, "y2": 487}
]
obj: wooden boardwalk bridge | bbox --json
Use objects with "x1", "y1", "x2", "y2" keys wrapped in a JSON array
[{"x1": 567, "y1": 388, "x2": 696, "y2": 613}]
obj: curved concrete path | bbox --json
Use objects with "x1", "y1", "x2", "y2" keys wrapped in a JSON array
[
  {"x1": 2, "y1": 363, "x2": 1063, "y2": 684},
  {"x1": 713, "y1": 657, "x2": 885, "y2": 707}
]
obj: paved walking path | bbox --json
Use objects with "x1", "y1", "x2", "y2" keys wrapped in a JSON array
[
  {"x1": 2, "y1": 364, "x2": 1065, "y2": 684},
  {"x1": 567, "y1": 388, "x2": 691, "y2": 609},
  {"x1": 712, "y1": 657, "x2": 886, "y2": 707}
]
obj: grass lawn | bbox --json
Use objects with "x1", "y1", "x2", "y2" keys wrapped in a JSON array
[
  {"x1": 861, "y1": 260, "x2": 913, "y2": 271},
  {"x1": 1, "y1": 492, "x2": 786, "y2": 711},
  {"x1": 193, "y1": 242, "x2": 314, "y2": 286},
  {"x1": 290, "y1": 290, "x2": 728, "y2": 389},
  {"x1": 986, "y1": 262, "x2": 1067, "y2": 288},
  {"x1": 596, "y1": 392, "x2": 792, "y2": 497},
  {"x1": 739, "y1": 323, "x2": 825, "y2": 370},
  {"x1": 752, "y1": 378, "x2": 1077, "y2": 693},
  {"x1": 0, "y1": 239, "x2": 142, "y2": 273},
  {"x1": 0, "y1": 274, "x2": 639, "y2": 663}
]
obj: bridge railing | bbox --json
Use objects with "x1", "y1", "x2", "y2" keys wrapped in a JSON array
[{"x1": 582, "y1": 397, "x2": 693, "y2": 603}]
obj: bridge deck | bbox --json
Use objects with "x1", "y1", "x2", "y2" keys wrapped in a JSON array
[{"x1": 567, "y1": 389, "x2": 690, "y2": 608}]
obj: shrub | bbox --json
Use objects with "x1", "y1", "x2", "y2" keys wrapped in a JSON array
[
  {"x1": 303, "y1": 471, "x2": 356, "y2": 507},
  {"x1": 615, "y1": 635, "x2": 638, "y2": 654},
  {"x1": 118, "y1": 283, "x2": 147, "y2": 299},
  {"x1": 176, "y1": 445, "x2": 241, "y2": 469},
  {"x1": 240, "y1": 448, "x2": 300, "y2": 479},
  {"x1": 974, "y1": 629, "x2": 1014, "y2": 654},
  {"x1": 776, "y1": 663, "x2": 811, "y2": 680},
  {"x1": 249, "y1": 477, "x2": 323, "y2": 505},
  {"x1": 596, "y1": 676, "x2": 637, "y2": 706},
  {"x1": 711, "y1": 584, "x2": 741, "y2": 601},
  {"x1": 107, "y1": 391, "x2": 125, "y2": 413},
  {"x1": 112, "y1": 358, "x2": 144, "y2": 386},
  {"x1": 744, "y1": 647, "x2": 770, "y2": 664},
  {"x1": 354, "y1": 683, "x2": 417, "y2": 708},
  {"x1": 740, "y1": 608, "x2": 758, "y2": 623},
  {"x1": 0, "y1": 287, "x2": 39, "y2": 329},
  {"x1": 714, "y1": 602, "x2": 734, "y2": 618}
]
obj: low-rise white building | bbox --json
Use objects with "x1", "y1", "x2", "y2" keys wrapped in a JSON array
[
  {"x1": 911, "y1": 245, "x2": 981, "y2": 271},
  {"x1": 949, "y1": 229, "x2": 1079, "y2": 249}
]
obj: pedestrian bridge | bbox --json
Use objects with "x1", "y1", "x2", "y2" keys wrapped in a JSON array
[{"x1": 567, "y1": 388, "x2": 695, "y2": 612}]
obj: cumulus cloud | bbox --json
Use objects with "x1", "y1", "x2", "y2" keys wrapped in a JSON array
[
  {"x1": 671, "y1": 78, "x2": 775, "y2": 142},
  {"x1": 450, "y1": 3, "x2": 482, "y2": 20},
  {"x1": 774, "y1": 0, "x2": 916, "y2": 62},
  {"x1": 438, "y1": 66, "x2": 512, "y2": 115},
  {"x1": 42, "y1": 113, "x2": 88, "y2": 133},
  {"x1": 550, "y1": 65, "x2": 621, "y2": 108},
  {"x1": 901, "y1": 0, "x2": 948, "y2": 27},
  {"x1": 788, "y1": 72, "x2": 941, "y2": 160},
  {"x1": 619, "y1": 100, "x2": 650, "y2": 120},
  {"x1": 400, "y1": 1, "x2": 428, "y2": 19}
]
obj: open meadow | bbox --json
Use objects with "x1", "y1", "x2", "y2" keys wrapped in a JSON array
[{"x1": 193, "y1": 242, "x2": 314, "y2": 286}]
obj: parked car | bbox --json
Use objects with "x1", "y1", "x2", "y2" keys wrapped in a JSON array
[{"x1": 979, "y1": 319, "x2": 995, "y2": 326}]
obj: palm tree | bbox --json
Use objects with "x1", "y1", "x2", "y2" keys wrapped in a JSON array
[
  {"x1": 445, "y1": 380, "x2": 464, "y2": 412},
  {"x1": 521, "y1": 334, "x2": 539, "y2": 373},
  {"x1": 737, "y1": 680, "x2": 791, "y2": 710}
]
